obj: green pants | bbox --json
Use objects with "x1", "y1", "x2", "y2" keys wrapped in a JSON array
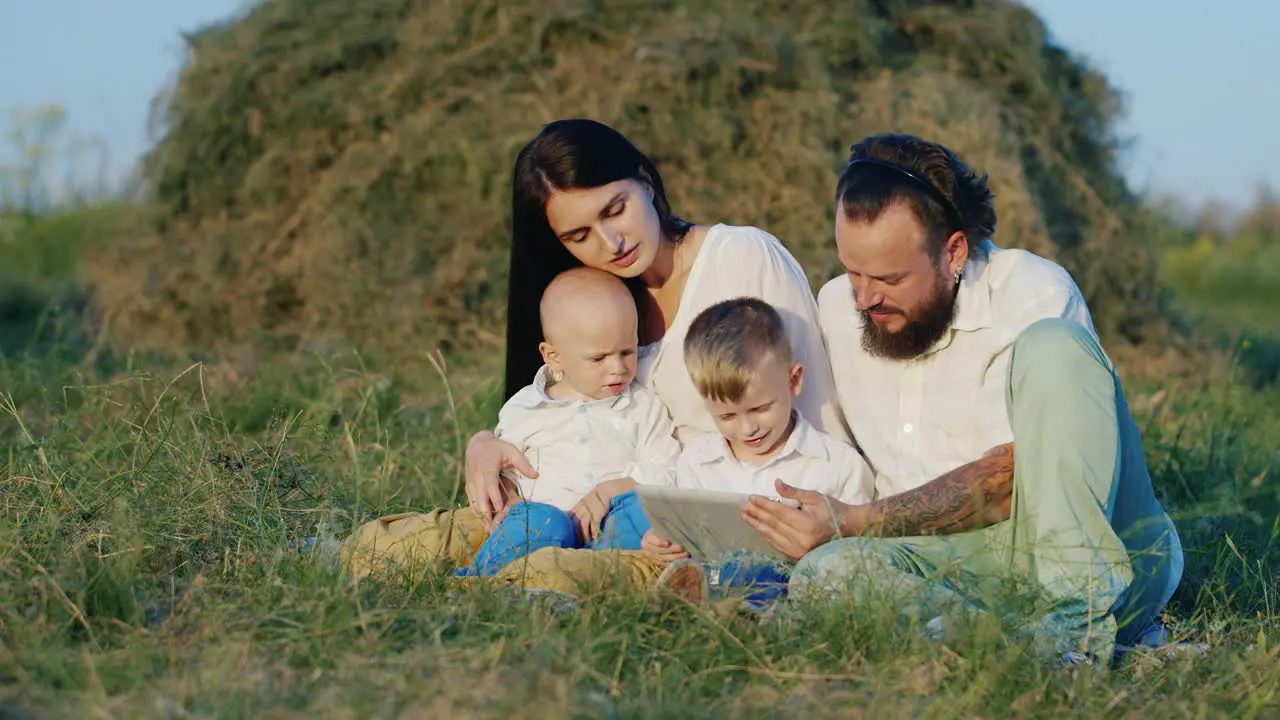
[{"x1": 791, "y1": 318, "x2": 1184, "y2": 661}]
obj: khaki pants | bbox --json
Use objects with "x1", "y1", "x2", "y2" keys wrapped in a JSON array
[
  {"x1": 340, "y1": 507, "x2": 666, "y2": 594},
  {"x1": 471, "y1": 547, "x2": 667, "y2": 594},
  {"x1": 341, "y1": 507, "x2": 489, "y2": 581}
]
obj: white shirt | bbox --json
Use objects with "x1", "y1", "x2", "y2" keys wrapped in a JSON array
[
  {"x1": 637, "y1": 224, "x2": 851, "y2": 444},
  {"x1": 817, "y1": 240, "x2": 1095, "y2": 499},
  {"x1": 495, "y1": 366, "x2": 682, "y2": 512},
  {"x1": 675, "y1": 412, "x2": 876, "y2": 506}
]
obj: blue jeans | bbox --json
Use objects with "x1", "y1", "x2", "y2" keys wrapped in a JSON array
[
  {"x1": 711, "y1": 552, "x2": 792, "y2": 607},
  {"x1": 455, "y1": 490, "x2": 653, "y2": 577}
]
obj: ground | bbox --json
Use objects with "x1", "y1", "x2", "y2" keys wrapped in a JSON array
[{"x1": 1, "y1": 204, "x2": 1279, "y2": 717}]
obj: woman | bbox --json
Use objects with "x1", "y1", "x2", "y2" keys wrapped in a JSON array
[
  {"x1": 469, "y1": 118, "x2": 848, "y2": 530},
  {"x1": 340, "y1": 119, "x2": 848, "y2": 581}
]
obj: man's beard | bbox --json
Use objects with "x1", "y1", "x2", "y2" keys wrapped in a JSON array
[{"x1": 859, "y1": 271, "x2": 958, "y2": 360}]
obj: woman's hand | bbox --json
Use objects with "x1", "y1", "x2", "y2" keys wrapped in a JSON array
[
  {"x1": 641, "y1": 529, "x2": 689, "y2": 564},
  {"x1": 464, "y1": 430, "x2": 537, "y2": 531},
  {"x1": 567, "y1": 477, "x2": 636, "y2": 543},
  {"x1": 742, "y1": 479, "x2": 856, "y2": 560}
]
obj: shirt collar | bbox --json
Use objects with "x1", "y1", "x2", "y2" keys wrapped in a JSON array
[
  {"x1": 690, "y1": 411, "x2": 827, "y2": 467},
  {"x1": 508, "y1": 365, "x2": 636, "y2": 411},
  {"x1": 950, "y1": 239, "x2": 997, "y2": 333}
]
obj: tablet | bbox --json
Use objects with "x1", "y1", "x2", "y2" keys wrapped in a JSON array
[{"x1": 635, "y1": 485, "x2": 799, "y2": 560}]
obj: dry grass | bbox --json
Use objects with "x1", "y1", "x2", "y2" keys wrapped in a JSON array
[{"x1": 86, "y1": 0, "x2": 1173, "y2": 362}]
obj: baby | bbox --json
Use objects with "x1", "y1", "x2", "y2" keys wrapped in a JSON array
[
  {"x1": 454, "y1": 266, "x2": 681, "y2": 577},
  {"x1": 643, "y1": 296, "x2": 876, "y2": 605}
]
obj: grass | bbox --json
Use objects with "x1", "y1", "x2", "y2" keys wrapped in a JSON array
[
  {"x1": 92, "y1": 0, "x2": 1172, "y2": 354},
  {"x1": 1, "y1": 271, "x2": 1278, "y2": 716},
  {"x1": 1159, "y1": 235, "x2": 1280, "y2": 389},
  {"x1": 1, "y1": 198, "x2": 1279, "y2": 715},
  {"x1": 0, "y1": 339, "x2": 1278, "y2": 717},
  {"x1": 0, "y1": 202, "x2": 124, "y2": 359}
]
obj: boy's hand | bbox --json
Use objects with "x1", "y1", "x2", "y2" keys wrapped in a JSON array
[{"x1": 641, "y1": 529, "x2": 689, "y2": 564}]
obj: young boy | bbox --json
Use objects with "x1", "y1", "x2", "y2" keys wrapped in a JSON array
[
  {"x1": 452, "y1": 266, "x2": 682, "y2": 576},
  {"x1": 643, "y1": 296, "x2": 876, "y2": 606}
]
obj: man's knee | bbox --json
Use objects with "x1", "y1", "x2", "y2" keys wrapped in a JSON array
[{"x1": 1010, "y1": 318, "x2": 1112, "y2": 381}]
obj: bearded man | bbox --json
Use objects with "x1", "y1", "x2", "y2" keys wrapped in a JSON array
[{"x1": 741, "y1": 133, "x2": 1184, "y2": 665}]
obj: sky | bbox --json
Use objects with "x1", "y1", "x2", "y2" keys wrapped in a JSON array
[
  {"x1": 1019, "y1": 0, "x2": 1279, "y2": 212},
  {"x1": 1, "y1": 0, "x2": 1277, "y2": 211}
]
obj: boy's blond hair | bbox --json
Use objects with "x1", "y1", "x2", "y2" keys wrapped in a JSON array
[{"x1": 683, "y1": 297, "x2": 793, "y2": 403}]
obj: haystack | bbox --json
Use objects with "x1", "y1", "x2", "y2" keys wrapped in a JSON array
[{"x1": 87, "y1": 0, "x2": 1171, "y2": 361}]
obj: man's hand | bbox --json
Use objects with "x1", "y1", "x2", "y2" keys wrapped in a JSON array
[
  {"x1": 567, "y1": 477, "x2": 637, "y2": 543},
  {"x1": 741, "y1": 444, "x2": 1016, "y2": 556},
  {"x1": 464, "y1": 431, "x2": 536, "y2": 531},
  {"x1": 742, "y1": 480, "x2": 854, "y2": 560},
  {"x1": 641, "y1": 529, "x2": 689, "y2": 564}
]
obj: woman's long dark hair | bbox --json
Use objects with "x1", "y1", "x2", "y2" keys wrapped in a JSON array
[{"x1": 503, "y1": 119, "x2": 691, "y2": 400}]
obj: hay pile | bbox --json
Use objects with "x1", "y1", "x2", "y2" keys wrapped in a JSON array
[{"x1": 88, "y1": 0, "x2": 1172, "y2": 360}]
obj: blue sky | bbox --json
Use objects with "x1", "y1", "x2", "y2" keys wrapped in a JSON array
[
  {"x1": 1020, "y1": 0, "x2": 1279, "y2": 212},
  {"x1": 2, "y1": 0, "x2": 1277, "y2": 211}
]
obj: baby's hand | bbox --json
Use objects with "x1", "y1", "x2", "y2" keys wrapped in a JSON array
[{"x1": 641, "y1": 529, "x2": 689, "y2": 564}]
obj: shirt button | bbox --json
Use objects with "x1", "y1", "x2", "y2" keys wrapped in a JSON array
[{"x1": 903, "y1": 423, "x2": 914, "y2": 433}]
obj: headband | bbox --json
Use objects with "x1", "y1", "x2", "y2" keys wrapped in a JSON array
[{"x1": 846, "y1": 157, "x2": 964, "y2": 231}]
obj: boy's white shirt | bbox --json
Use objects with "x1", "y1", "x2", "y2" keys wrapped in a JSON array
[
  {"x1": 495, "y1": 365, "x2": 681, "y2": 512},
  {"x1": 674, "y1": 411, "x2": 876, "y2": 506}
]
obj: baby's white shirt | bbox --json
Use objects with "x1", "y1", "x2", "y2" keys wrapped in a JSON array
[{"x1": 495, "y1": 365, "x2": 681, "y2": 512}]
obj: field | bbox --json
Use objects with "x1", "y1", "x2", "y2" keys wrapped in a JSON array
[
  {"x1": 1, "y1": 200, "x2": 1278, "y2": 718},
  {"x1": 3, "y1": 0, "x2": 1280, "y2": 715}
]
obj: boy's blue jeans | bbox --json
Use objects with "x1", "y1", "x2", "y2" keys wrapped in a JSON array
[{"x1": 454, "y1": 490, "x2": 654, "y2": 576}]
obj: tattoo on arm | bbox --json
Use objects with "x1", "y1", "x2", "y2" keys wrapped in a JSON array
[{"x1": 861, "y1": 443, "x2": 1015, "y2": 537}]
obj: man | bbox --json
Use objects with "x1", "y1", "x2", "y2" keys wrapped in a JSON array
[{"x1": 741, "y1": 133, "x2": 1184, "y2": 664}]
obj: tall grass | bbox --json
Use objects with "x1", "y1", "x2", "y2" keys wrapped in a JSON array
[
  {"x1": 2, "y1": 97, "x2": 1279, "y2": 713},
  {"x1": 0, "y1": 337, "x2": 1277, "y2": 716},
  {"x1": 1160, "y1": 236, "x2": 1280, "y2": 335},
  {"x1": 1155, "y1": 194, "x2": 1280, "y2": 389},
  {"x1": 0, "y1": 203, "x2": 125, "y2": 359},
  {"x1": 1, "y1": 210, "x2": 1278, "y2": 717}
]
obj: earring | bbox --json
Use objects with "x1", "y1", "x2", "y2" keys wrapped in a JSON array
[
  {"x1": 953, "y1": 270, "x2": 962, "y2": 284},
  {"x1": 550, "y1": 369, "x2": 564, "y2": 384}
]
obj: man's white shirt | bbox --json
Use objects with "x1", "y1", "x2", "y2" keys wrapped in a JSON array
[{"x1": 817, "y1": 240, "x2": 1096, "y2": 499}]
